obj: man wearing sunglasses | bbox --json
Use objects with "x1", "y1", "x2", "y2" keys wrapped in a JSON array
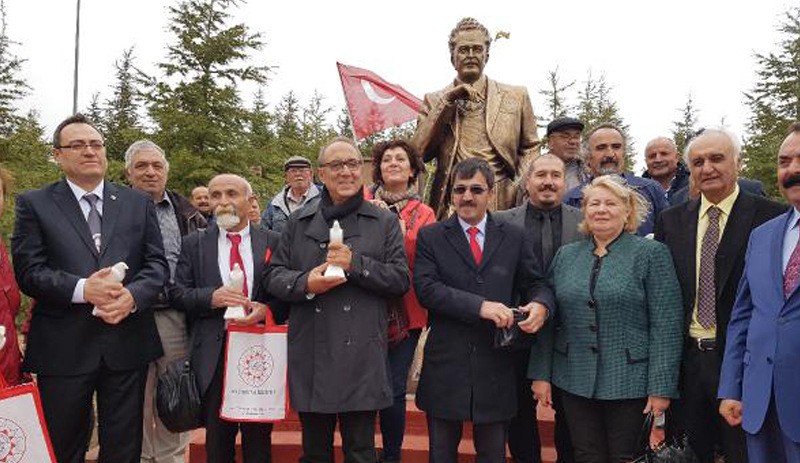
[{"x1": 414, "y1": 158, "x2": 554, "y2": 462}]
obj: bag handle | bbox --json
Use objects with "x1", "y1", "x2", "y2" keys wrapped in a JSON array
[{"x1": 635, "y1": 409, "x2": 674, "y2": 456}]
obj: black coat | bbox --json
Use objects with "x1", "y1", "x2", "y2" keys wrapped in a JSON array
[
  {"x1": 413, "y1": 214, "x2": 555, "y2": 423},
  {"x1": 655, "y1": 191, "x2": 787, "y2": 355},
  {"x1": 168, "y1": 224, "x2": 281, "y2": 395},
  {"x1": 12, "y1": 180, "x2": 168, "y2": 375},
  {"x1": 264, "y1": 200, "x2": 410, "y2": 413}
]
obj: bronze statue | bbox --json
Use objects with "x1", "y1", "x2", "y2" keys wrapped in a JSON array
[{"x1": 413, "y1": 17, "x2": 540, "y2": 219}]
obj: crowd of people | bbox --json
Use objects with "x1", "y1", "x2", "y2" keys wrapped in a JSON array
[{"x1": 3, "y1": 15, "x2": 799, "y2": 463}]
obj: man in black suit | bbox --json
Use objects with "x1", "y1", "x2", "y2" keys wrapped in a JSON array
[
  {"x1": 496, "y1": 154, "x2": 582, "y2": 463},
  {"x1": 655, "y1": 128, "x2": 786, "y2": 463},
  {"x1": 11, "y1": 114, "x2": 168, "y2": 463},
  {"x1": 170, "y1": 174, "x2": 280, "y2": 463},
  {"x1": 414, "y1": 158, "x2": 555, "y2": 463}
]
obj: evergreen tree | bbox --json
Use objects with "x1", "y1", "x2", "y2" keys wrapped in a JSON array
[
  {"x1": 742, "y1": 6, "x2": 800, "y2": 199},
  {"x1": 0, "y1": 0, "x2": 28, "y2": 136},
  {"x1": 84, "y1": 93, "x2": 105, "y2": 130},
  {"x1": 672, "y1": 93, "x2": 699, "y2": 154},
  {"x1": 141, "y1": 0, "x2": 271, "y2": 193},
  {"x1": 538, "y1": 67, "x2": 574, "y2": 124},
  {"x1": 576, "y1": 72, "x2": 635, "y2": 170},
  {"x1": 104, "y1": 48, "x2": 146, "y2": 161}
]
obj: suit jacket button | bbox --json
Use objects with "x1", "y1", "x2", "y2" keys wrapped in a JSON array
[
  {"x1": 216, "y1": 334, "x2": 222, "y2": 341},
  {"x1": 363, "y1": 269, "x2": 370, "y2": 277},
  {"x1": 767, "y1": 357, "x2": 773, "y2": 364},
  {"x1": 320, "y1": 243, "x2": 327, "y2": 249},
  {"x1": 476, "y1": 276, "x2": 483, "y2": 284},
  {"x1": 343, "y1": 305, "x2": 351, "y2": 312},
  {"x1": 590, "y1": 345, "x2": 598, "y2": 353},
  {"x1": 315, "y1": 306, "x2": 322, "y2": 313},
  {"x1": 589, "y1": 325, "x2": 598, "y2": 332},
  {"x1": 344, "y1": 337, "x2": 352, "y2": 346}
]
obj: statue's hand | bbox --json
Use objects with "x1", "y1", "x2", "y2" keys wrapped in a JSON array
[{"x1": 446, "y1": 84, "x2": 480, "y2": 103}]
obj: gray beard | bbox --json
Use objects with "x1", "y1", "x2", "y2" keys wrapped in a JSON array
[{"x1": 216, "y1": 213, "x2": 241, "y2": 231}]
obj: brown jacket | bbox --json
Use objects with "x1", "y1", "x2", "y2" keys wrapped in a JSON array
[{"x1": 412, "y1": 77, "x2": 539, "y2": 218}]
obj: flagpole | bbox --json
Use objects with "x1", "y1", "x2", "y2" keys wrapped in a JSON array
[{"x1": 72, "y1": 0, "x2": 81, "y2": 114}]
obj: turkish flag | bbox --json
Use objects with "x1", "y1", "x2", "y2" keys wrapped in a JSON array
[{"x1": 337, "y1": 62, "x2": 422, "y2": 140}]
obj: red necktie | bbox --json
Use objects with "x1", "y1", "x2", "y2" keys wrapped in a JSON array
[
  {"x1": 784, "y1": 223, "x2": 800, "y2": 299},
  {"x1": 467, "y1": 227, "x2": 482, "y2": 265},
  {"x1": 227, "y1": 233, "x2": 248, "y2": 298}
]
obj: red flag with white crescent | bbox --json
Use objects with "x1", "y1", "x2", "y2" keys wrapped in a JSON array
[{"x1": 337, "y1": 62, "x2": 422, "y2": 140}]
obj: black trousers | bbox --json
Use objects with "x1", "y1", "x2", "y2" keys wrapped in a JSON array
[
  {"x1": 427, "y1": 415, "x2": 508, "y2": 463},
  {"x1": 204, "y1": 353, "x2": 273, "y2": 463},
  {"x1": 508, "y1": 349, "x2": 542, "y2": 463},
  {"x1": 552, "y1": 386, "x2": 575, "y2": 463},
  {"x1": 299, "y1": 410, "x2": 377, "y2": 463},
  {"x1": 674, "y1": 344, "x2": 747, "y2": 463},
  {"x1": 559, "y1": 390, "x2": 647, "y2": 463},
  {"x1": 38, "y1": 363, "x2": 148, "y2": 463}
]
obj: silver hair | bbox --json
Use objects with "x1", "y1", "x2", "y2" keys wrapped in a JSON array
[
  {"x1": 124, "y1": 140, "x2": 169, "y2": 171},
  {"x1": 209, "y1": 173, "x2": 253, "y2": 196},
  {"x1": 318, "y1": 136, "x2": 361, "y2": 164},
  {"x1": 683, "y1": 127, "x2": 742, "y2": 163}
]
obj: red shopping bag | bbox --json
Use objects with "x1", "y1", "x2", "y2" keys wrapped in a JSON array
[{"x1": 0, "y1": 375, "x2": 57, "y2": 462}]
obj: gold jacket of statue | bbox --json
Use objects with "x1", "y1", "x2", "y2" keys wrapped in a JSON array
[{"x1": 412, "y1": 77, "x2": 539, "y2": 218}]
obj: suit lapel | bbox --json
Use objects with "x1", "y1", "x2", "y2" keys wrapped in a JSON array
[
  {"x1": 479, "y1": 215, "x2": 505, "y2": 272},
  {"x1": 250, "y1": 229, "x2": 268, "y2": 299},
  {"x1": 443, "y1": 215, "x2": 478, "y2": 270},
  {"x1": 204, "y1": 226, "x2": 223, "y2": 288},
  {"x1": 50, "y1": 179, "x2": 99, "y2": 258},
  {"x1": 486, "y1": 79, "x2": 501, "y2": 134},
  {"x1": 683, "y1": 199, "x2": 700, "y2": 305},
  {"x1": 98, "y1": 182, "x2": 121, "y2": 259},
  {"x1": 716, "y1": 194, "x2": 756, "y2": 298}
]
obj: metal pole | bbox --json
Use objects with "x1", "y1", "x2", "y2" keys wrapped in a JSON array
[{"x1": 72, "y1": 0, "x2": 81, "y2": 114}]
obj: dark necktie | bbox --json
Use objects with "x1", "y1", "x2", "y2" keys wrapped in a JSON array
[
  {"x1": 697, "y1": 206, "x2": 721, "y2": 328},
  {"x1": 783, "y1": 221, "x2": 800, "y2": 299},
  {"x1": 467, "y1": 227, "x2": 482, "y2": 265},
  {"x1": 84, "y1": 193, "x2": 102, "y2": 251},
  {"x1": 541, "y1": 211, "x2": 554, "y2": 268},
  {"x1": 227, "y1": 233, "x2": 248, "y2": 298}
]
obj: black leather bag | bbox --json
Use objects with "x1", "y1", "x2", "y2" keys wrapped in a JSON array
[
  {"x1": 493, "y1": 308, "x2": 531, "y2": 351},
  {"x1": 156, "y1": 357, "x2": 204, "y2": 433},
  {"x1": 630, "y1": 411, "x2": 700, "y2": 463}
]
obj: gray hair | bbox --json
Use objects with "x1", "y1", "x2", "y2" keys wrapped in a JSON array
[
  {"x1": 645, "y1": 137, "x2": 678, "y2": 154},
  {"x1": 124, "y1": 140, "x2": 169, "y2": 171},
  {"x1": 683, "y1": 127, "x2": 741, "y2": 163},
  {"x1": 318, "y1": 136, "x2": 361, "y2": 164},
  {"x1": 583, "y1": 123, "x2": 627, "y2": 155},
  {"x1": 209, "y1": 173, "x2": 253, "y2": 196}
]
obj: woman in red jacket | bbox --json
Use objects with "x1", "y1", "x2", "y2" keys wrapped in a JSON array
[
  {"x1": 0, "y1": 167, "x2": 22, "y2": 385},
  {"x1": 367, "y1": 140, "x2": 435, "y2": 463}
]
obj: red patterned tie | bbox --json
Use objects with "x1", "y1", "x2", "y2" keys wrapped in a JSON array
[
  {"x1": 784, "y1": 225, "x2": 800, "y2": 299},
  {"x1": 227, "y1": 233, "x2": 248, "y2": 298},
  {"x1": 467, "y1": 227, "x2": 482, "y2": 265}
]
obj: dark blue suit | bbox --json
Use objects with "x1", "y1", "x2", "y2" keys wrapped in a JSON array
[{"x1": 719, "y1": 210, "x2": 800, "y2": 462}]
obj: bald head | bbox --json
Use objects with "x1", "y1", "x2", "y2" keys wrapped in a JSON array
[{"x1": 644, "y1": 137, "x2": 680, "y2": 189}]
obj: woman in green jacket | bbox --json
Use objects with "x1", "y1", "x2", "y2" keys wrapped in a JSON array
[{"x1": 529, "y1": 175, "x2": 683, "y2": 463}]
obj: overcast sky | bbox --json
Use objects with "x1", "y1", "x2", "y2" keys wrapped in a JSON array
[{"x1": 6, "y1": 0, "x2": 795, "y2": 171}]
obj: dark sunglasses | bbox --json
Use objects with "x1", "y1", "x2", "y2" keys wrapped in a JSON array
[{"x1": 452, "y1": 185, "x2": 488, "y2": 195}]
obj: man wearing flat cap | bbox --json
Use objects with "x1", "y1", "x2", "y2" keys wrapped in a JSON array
[
  {"x1": 546, "y1": 117, "x2": 588, "y2": 191},
  {"x1": 413, "y1": 17, "x2": 539, "y2": 220},
  {"x1": 262, "y1": 155, "x2": 320, "y2": 232}
]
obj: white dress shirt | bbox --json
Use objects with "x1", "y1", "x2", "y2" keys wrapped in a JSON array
[
  {"x1": 217, "y1": 224, "x2": 254, "y2": 298},
  {"x1": 68, "y1": 180, "x2": 105, "y2": 304}
]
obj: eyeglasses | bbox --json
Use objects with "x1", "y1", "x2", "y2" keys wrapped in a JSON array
[
  {"x1": 452, "y1": 185, "x2": 489, "y2": 195},
  {"x1": 56, "y1": 140, "x2": 105, "y2": 151},
  {"x1": 320, "y1": 159, "x2": 363, "y2": 172},
  {"x1": 551, "y1": 133, "x2": 581, "y2": 142}
]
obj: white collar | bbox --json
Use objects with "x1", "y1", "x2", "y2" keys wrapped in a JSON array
[
  {"x1": 66, "y1": 178, "x2": 104, "y2": 203},
  {"x1": 458, "y1": 214, "x2": 487, "y2": 235}
]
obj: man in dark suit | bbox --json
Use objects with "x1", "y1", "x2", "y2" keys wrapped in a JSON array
[
  {"x1": 169, "y1": 174, "x2": 280, "y2": 463},
  {"x1": 414, "y1": 158, "x2": 554, "y2": 463},
  {"x1": 655, "y1": 128, "x2": 787, "y2": 463},
  {"x1": 496, "y1": 154, "x2": 582, "y2": 463},
  {"x1": 11, "y1": 114, "x2": 168, "y2": 463}
]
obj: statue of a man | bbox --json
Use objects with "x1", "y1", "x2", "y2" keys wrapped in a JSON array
[{"x1": 413, "y1": 17, "x2": 540, "y2": 219}]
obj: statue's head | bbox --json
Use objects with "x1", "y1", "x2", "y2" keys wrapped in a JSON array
[{"x1": 448, "y1": 17, "x2": 491, "y2": 84}]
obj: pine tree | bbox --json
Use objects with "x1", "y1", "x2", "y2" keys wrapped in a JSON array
[
  {"x1": 742, "y1": 6, "x2": 800, "y2": 199},
  {"x1": 141, "y1": 0, "x2": 271, "y2": 193},
  {"x1": 104, "y1": 47, "x2": 146, "y2": 161},
  {"x1": 672, "y1": 93, "x2": 699, "y2": 154},
  {"x1": 576, "y1": 72, "x2": 635, "y2": 170},
  {"x1": 84, "y1": 93, "x2": 105, "y2": 130},
  {"x1": 538, "y1": 67, "x2": 574, "y2": 124},
  {"x1": 0, "y1": 0, "x2": 28, "y2": 136}
]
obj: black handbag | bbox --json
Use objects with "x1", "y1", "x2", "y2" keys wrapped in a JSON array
[
  {"x1": 493, "y1": 308, "x2": 532, "y2": 351},
  {"x1": 156, "y1": 356, "x2": 204, "y2": 432},
  {"x1": 630, "y1": 411, "x2": 700, "y2": 463}
]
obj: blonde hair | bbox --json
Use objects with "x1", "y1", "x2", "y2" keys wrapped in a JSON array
[{"x1": 578, "y1": 175, "x2": 649, "y2": 234}]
